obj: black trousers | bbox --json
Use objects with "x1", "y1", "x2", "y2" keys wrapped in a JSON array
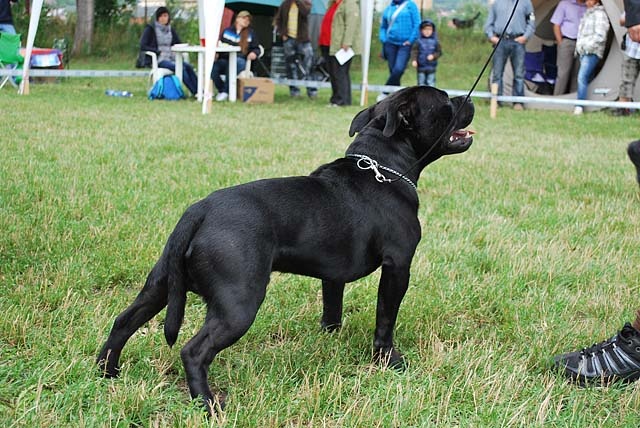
[{"x1": 321, "y1": 45, "x2": 352, "y2": 106}]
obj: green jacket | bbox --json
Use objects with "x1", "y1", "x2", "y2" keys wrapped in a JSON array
[{"x1": 329, "y1": 0, "x2": 361, "y2": 56}]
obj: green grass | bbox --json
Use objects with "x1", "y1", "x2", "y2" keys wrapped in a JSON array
[{"x1": 2, "y1": 29, "x2": 640, "y2": 427}]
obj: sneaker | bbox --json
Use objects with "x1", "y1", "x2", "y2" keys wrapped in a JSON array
[
  {"x1": 376, "y1": 93, "x2": 388, "y2": 102},
  {"x1": 553, "y1": 323, "x2": 640, "y2": 386},
  {"x1": 308, "y1": 90, "x2": 318, "y2": 99},
  {"x1": 513, "y1": 103, "x2": 524, "y2": 111},
  {"x1": 215, "y1": 92, "x2": 228, "y2": 102},
  {"x1": 627, "y1": 140, "x2": 640, "y2": 186},
  {"x1": 573, "y1": 106, "x2": 583, "y2": 115}
]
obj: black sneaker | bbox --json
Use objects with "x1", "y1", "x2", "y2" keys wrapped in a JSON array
[
  {"x1": 554, "y1": 323, "x2": 640, "y2": 386},
  {"x1": 610, "y1": 107, "x2": 632, "y2": 117},
  {"x1": 628, "y1": 140, "x2": 640, "y2": 187}
]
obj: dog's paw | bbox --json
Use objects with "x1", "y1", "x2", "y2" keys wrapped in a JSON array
[
  {"x1": 97, "y1": 359, "x2": 121, "y2": 378},
  {"x1": 96, "y1": 349, "x2": 121, "y2": 378},
  {"x1": 320, "y1": 320, "x2": 342, "y2": 333},
  {"x1": 201, "y1": 392, "x2": 227, "y2": 416},
  {"x1": 373, "y1": 347, "x2": 407, "y2": 372}
]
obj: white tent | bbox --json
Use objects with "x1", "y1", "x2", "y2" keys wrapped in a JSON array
[
  {"x1": 18, "y1": 0, "x2": 377, "y2": 108},
  {"x1": 502, "y1": 0, "x2": 638, "y2": 110},
  {"x1": 18, "y1": 0, "x2": 44, "y2": 95}
]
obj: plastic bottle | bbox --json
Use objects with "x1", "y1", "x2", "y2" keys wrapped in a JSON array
[{"x1": 105, "y1": 89, "x2": 133, "y2": 98}]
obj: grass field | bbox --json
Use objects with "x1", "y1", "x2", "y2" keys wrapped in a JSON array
[{"x1": 2, "y1": 29, "x2": 640, "y2": 427}]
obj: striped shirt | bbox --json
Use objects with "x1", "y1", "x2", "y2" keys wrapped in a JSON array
[
  {"x1": 622, "y1": 13, "x2": 640, "y2": 59},
  {"x1": 624, "y1": 35, "x2": 640, "y2": 59}
]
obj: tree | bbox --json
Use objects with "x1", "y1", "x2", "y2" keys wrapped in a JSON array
[{"x1": 73, "y1": 0, "x2": 94, "y2": 55}]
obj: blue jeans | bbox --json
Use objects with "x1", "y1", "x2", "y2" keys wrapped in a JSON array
[
  {"x1": 211, "y1": 56, "x2": 247, "y2": 94},
  {"x1": 158, "y1": 60, "x2": 198, "y2": 96},
  {"x1": 417, "y1": 71, "x2": 436, "y2": 87},
  {"x1": 283, "y1": 38, "x2": 317, "y2": 96},
  {"x1": 0, "y1": 24, "x2": 16, "y2": 35},
  {"x1": 491, "y1": 39, "x2": 526, "y2": 97},
  {"x1": 383, "y1": 43, "x2": 411, "y2": 87},
  {"x1": 577, "y1": 54, "x2": 600, "y2": 101}
]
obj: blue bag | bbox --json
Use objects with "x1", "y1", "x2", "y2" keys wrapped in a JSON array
[{"x1": 148, "y1": 75, "x2": 185, "y2": 100}]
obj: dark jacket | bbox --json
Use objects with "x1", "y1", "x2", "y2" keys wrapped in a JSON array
[
  {"x1": 138, "y1": 23, "x2": 182, "y2": 68},
  {"x1": 274, "y1": 0, "x2": 312, "y2": 43},
  {"x1": 411, "y1": 21, "x2": 442, "y2": 73},
  {"x1": 0, "y1": 0, "x2": 17, "y2": 25},
  {"x1": 625, "y1": 0, "x2": 640, "y2": 28},
  {"x1": 218, "y1": 25, "x2": 260, "y2": 60}
]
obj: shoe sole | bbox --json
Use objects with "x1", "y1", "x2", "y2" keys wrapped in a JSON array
[{"x1": 559, "y1": 366, "x2": 640, "y2": 387}]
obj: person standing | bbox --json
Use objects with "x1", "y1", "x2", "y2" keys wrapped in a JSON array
[
  {"x1": 552, "y1": 2, "x2": 640, "y2": 388},
  {"x1": 484, "y1": 0, "x2": 536, "y2": 111},
  {"x1": 628, "y1": 0, "x2": 640, "y2": 41},
  {"x1": 0, "y1": 0, "x2": 18, "y2": 34},
  {"x1": 611, "y1": 11, "x2": 640, "y2": 116},
  {"x1": 410, "y1": 19, "x2": 442, "y2": 87},
  {"x1": 318, "y1": 0, "x2": 361, "y2": 106},
  {"x1": 274, "y1": 0, "x2": 318, "y2": 98},
  {"x1": 377, "y1": 0, "x2": 421, "y2": 101},
  {"x1": 139, "y1": 7, "x2": 198, "y2": 97},
  {"x1": 550, "y1": 0, "x2": 587, "y2": 95},
  {"x1": 573, "y1": 0, "x2": 609, "y2": 115}
]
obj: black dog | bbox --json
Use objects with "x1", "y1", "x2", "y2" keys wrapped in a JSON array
[
  {"x1": 628, "y1": 140, "x2": 640, "y2": 186},
  {"x1": 97, "y1": 86, "x2": 475, "y2": 413}
]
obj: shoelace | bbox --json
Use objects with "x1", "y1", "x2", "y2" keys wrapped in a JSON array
[{"x1": 580, "y1": 323, "x2": 637, "y2": 357}]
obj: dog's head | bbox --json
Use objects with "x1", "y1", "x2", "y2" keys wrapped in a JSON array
[{"x1": 349, "y1": 86, "x2": 474, "y2": 161}]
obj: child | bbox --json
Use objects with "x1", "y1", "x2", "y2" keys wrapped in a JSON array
[
  {"x1": 574, "y1": 0, "x2": 610, "y2": 115},
  {"x1": 411, "y1": 19, "x2": 442, "y2": 87}
]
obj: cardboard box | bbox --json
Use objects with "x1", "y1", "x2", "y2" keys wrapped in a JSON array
[{"x1": 238, "y1": 77, "x2": 274, "y2": 104}]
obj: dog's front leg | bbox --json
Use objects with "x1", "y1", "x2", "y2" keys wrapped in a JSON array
[
  {"x1": 373, "y1": 263, "x2": 409, "y2": 370},
  {"x1": 320, "y1": 280, "x2": 345, "y2": 331}
]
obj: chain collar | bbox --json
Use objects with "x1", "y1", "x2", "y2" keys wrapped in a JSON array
[{"x1": 346, "y1": 154, "x2": 417, "y2": 192}]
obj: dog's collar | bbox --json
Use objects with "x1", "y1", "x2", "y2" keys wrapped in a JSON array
[{"x1": 346, "y1": 154, "x2": 417, "y2": 192}]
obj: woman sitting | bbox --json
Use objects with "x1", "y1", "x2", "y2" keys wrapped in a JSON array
[
  {"x1": 139, "y1": 7, "x2": 198, "y2": 97},
  {"x1": 211, "y1": 10, "x2": 261, "y2": 102}
]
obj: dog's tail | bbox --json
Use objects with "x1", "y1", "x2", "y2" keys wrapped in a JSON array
[{"x1": 163, "y1": 204, "x2": 205, "y2": 347}]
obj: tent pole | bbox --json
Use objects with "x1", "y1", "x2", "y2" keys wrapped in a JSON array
[{"x1": 19, "y1": 0, "x2": 44, "y2": 95}]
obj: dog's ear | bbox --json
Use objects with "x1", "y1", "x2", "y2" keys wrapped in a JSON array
[
  {"x1": 349, "y1": 107, "x2": 374, "y2": 137},
  {"x1": 382, "y1": 103, "x2": 410, "y2": 138}
]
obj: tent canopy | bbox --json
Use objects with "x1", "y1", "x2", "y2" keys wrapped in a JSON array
[{"x1": 225, "y1": 0, "x2": 281, "y2": 17}]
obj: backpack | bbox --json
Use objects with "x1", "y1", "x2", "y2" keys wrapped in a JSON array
[{"x1": 148, "y1": 75, "x2": 185, "y2": 100}]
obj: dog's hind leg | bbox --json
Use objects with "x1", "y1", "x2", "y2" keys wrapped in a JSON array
[
  {"x1": 180, "y1": 283, "x2": 267, "y2": 414},
  {"x1": 373, "y1": 263, "x2": 410, "y2": 370},
  {"x1": 97, "y1": 265, "x2": 168, "y2": 377},
  {"x1": 320, "y1": 280, "x2": 345, "y2": 332}
]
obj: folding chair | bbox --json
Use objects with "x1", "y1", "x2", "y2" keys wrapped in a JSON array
[
  {"x1": 52, "y1": 38, "x2": 70, "y2": 69},
  {"x1": 0, "y1": 33, "x2": 23, "y2": 89}
]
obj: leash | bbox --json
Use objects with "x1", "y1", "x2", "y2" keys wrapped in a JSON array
[
  {"x1": 380, "y1": 0, "x2": 521, "y2": 186},
  {"x1": 347, "y1": 154, "x2": 417, "y2": 191}
]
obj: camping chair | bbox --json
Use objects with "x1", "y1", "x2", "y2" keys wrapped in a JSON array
[
  {"x1": 52, "y1": 38, "x2": 70, "y2": 69},
  {"x1": 0, "y1": 33, "x2": 24, "y2": 89}
]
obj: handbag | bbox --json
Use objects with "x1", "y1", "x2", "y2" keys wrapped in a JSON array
[{"x1": 135, "y1": 51, "x2": 147, "y2": 68}]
